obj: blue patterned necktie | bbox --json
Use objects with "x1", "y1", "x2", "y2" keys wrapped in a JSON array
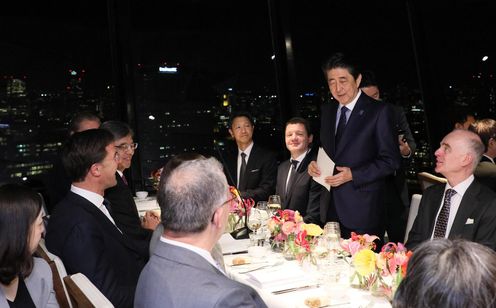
[
  {"x1": 335, "y1": 106, "x2": 348, "y2": 146},
  {"x1": 433, "y1": 189, "x2": 457, "y2": 238}
]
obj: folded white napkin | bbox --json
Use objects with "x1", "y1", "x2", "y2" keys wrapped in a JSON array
[{"x1": 246, "y1": 262, "x2": 316, "y2": 292}]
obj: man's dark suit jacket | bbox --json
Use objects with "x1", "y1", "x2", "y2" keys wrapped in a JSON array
[
  {"x1": 104, "y1": 173, "x2": 152, "y2": 258},
  {"x1": 46, "y1": 191, "x2": 146, "y2": 308},
  {"x1": 406, "y1": 180, "x2": 496, "y2": 251},
  {"x1": 474, "y1": 161, "x2": 496, "y2": 192},
  {"x1": 276, "y1": 148, "x2": 320, "y2": 223},
  {"x1": 313, "y1": 92, "x2": 400, "y2": 230},
  {"x1": 223, "y1": 143, "x2": 277, "y2": 203}
]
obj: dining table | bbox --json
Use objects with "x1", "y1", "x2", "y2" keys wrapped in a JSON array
[{"x1": 220, "y1": 234, "x2": 392, "y2": 308}]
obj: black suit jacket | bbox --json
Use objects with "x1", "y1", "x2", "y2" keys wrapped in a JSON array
[
  {"x1": 406, "y1": 180, "x2": 496, "y2": 251},
  {"x1": 474, "y1": 161, "x2": 496, "y2": 192},
  {"x1": 46, "y1": 191, "x2": 146, "y2": 307},
  {"x1": 104, "y1": 173, "x2": 152, "y2": 258},
  {"x1": 313, "y1": 93, "x2": 400, "y2": 229},
  {"x1": 223, "y1": 143, "x2": 277, "y2": 203},
  {"x1": 275, "y1": 148, "x2": 320, "y2": 223}
]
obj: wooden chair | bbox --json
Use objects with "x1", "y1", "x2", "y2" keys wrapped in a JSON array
[
  {"x1": 417, "y1": 172, "x2": 447, "y2": 191},
  {"x1": 404, "y1": 194, "x2": 422, "y2": 243},
  {"x1": 37, "y1": 239, "x2": 72, "y2": 308},
  {"x1": 63, "y1": 273, "x2": 114, "y2": 308}
]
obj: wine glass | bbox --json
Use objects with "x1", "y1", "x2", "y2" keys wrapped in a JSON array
[
  {"x1": 247, "y1": 207, "x2": 262, "y2": 234},
  {"x1": 267, "y1": 195, "x2": 281, "y2": 216},
  {"x1": 256, "y1": 201, "x2": 270, "y2": 238}
]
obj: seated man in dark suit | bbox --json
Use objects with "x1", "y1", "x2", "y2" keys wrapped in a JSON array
[
  {"x1": 469, "y1": 119, "x2": 496, "y2": 191},
  {"x1": 223, "y1": 111, "x2": 277, "y2": 203},
  {"x1": 45, "y1": 129, "x2": 146, "y2": 307},
  {"x1": 102, "y1": 120, "x2": 159, "y2": 258},
  {"x1": 276, "y1": 117, "x2": 320, "y2": 223},
  {"x1": 135, "y1": 157, "x2": 267, "y2": 308},
  {"x1": 406, "y1": 129, "x2": 496, "y2": 251}
]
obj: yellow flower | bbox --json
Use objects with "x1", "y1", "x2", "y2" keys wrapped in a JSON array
[
  {"x1": 353, "y1": 249, "x2": 377, "y2": 277},
  {"x1": 300, "y1": 223, "x2": 323, "y2": 237}
]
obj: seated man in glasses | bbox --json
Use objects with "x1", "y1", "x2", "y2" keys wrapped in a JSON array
[
  {"x1": 135, "y1": 157, "x2": 266, "y2": 308},
  {"x1": 102, "y1": 121, "x2": 160, "y2": 259}
]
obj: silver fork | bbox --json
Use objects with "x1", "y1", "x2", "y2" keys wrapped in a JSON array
[{"x1": 238, "y1": 261, "x2": 282, "y2": 274}]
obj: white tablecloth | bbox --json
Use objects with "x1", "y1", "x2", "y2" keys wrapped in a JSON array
[{"x1": 223, "y1": 249, "x2": 392, "y2": 308}]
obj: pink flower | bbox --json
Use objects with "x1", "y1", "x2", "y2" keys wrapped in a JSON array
[{"x1": 282, "y1": 221, "x2": 296, "y2": 235}]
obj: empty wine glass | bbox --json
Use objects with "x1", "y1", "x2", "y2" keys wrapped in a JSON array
[{"x1": 267, "y1": 195, "x2": 281, "y2": 216}]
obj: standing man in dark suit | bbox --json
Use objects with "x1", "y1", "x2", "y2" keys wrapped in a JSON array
[
  {"x1": 46, "y1": 129, "x2": 146, "y2": 307},
  {"x1": 102, "y1": 121, "x2": 159, "y2": 259},
  {"x1": 406, "y1": 129, "x2": 496, "y2": 251},
  {"x1": 308, "y1": 53, "x2": 400, "y2": 239},
  {"x1": 360, "y1": 70, "x2": 417, "y2": 243},
  {"x1": 134, "y1": 157, "x2": 267, "y2": 307},
  {"x1": 223, "y1": 111, "x2": 277, "y2": 203},
  {"x1": 276, "y1": 117, "x2": 320, "y2": 223}
]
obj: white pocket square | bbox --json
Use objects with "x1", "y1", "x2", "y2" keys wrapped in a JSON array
[
  {"x1": 465, "y1": 218, "x2": 474, "y2": 225},
  {"x1": 250, "y1": 169, "x2": 259, "y2": 173}
]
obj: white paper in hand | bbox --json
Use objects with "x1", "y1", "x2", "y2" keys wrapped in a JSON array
[{"x1": 313, "y1": 147, "x2": 335, "y2": 191}]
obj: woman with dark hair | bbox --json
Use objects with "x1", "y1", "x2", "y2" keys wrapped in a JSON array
[{"x1": 0, "y1": 184, "x2": 59, "y2": 307}]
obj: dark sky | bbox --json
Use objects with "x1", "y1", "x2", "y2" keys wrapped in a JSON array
[{"x1": 1, "y1": 0, "x2": 494, "y2": 94}]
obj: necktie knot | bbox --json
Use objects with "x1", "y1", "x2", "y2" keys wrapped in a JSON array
[
  {"x1": 290, "y1": 159, "x2": 299, "y2": 170},
  {"x1": 241, "y1": 152, "x2": 246, "y2": 159}
]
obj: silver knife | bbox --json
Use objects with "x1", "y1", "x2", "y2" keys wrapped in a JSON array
[{"x1": 272, "y1": 284, "x2": 320, "y2": 295}]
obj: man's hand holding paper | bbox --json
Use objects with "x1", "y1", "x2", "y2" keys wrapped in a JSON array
[{"x1": 308, "y1": 148, "x2": 352, "y2": 191}]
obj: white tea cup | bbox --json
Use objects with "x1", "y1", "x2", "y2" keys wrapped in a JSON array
[{"x1": 136, "y1": 191, "x2": 149, "y2": 200}]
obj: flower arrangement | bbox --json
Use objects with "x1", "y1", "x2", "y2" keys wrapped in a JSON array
[
  {"x1": 150, "y1": 167, "x2": 163, "y2": 191},
  {"x1": 340, "y1": 232, "x2": 378, "y2": 256},
  {"x1": 227, "y1": 186, "x2": 254, "y2": 232},
  {"x1": 351, "y1": 239, "x2": 412, "y2": 301},
  {"x1": 267, "y1": 209, "x2": 323, "y2": 262}
]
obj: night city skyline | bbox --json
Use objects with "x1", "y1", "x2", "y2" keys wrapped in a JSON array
[{"x1": 1, "y1": 0, "x2": 495, "y2": 201}]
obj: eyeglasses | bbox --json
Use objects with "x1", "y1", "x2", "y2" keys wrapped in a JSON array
[
  {"x1": 113, "y1": 151, "x2": 120, "y2": 161},
  {"x1": 211, "y1": 194, "x2": 238, "y2": 223},
  {"x1": 115, "y1": 143, "x2": 138, "y2": 152}
]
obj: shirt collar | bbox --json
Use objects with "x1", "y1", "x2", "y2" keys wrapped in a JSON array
[
  {"x1": 339, "y1": 89, "x2": 362, "y2": 113},
  {"x1": 445, "y1": 174, "x2": 474, "y2": 197},
  {"x1": 238, "y1": 141, "x2": 254, "y2": 157},
  {"x1": 483, "y1": 154, "x2": 495, "y2": 164},
  {"x1": 160, "y1": 236, "x2": 221, "y2": 272},
  {"x1": 116, "y1": 170, "x2": 123, "y2": 177},
  {"x1": 291, "y1": 150, "x2": 308, "y2": 164},
  {"x1": 70, "y1": 185, "x2": 104, "y2": 208}
]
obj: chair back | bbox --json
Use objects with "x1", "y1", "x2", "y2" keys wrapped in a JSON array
[
  {"x1": 417, "y1": 172, "x2": 447, "y2": 191},
  {"x1": 404, "y1": 194, "x2": 422, "y2": 243},
  {"x1": 63, "y1": 273, "x2": 114, "y2": 308},
  {"x1": 37, "y1": 239, "x2": 73, "y2": 308}
]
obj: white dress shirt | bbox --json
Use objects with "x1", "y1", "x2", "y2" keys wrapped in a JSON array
[
  {"x1": 431, "y1": 175, "x2": 474, "y2": 239},
  {"x1": 335, "y1": 90, "x2": 361, "y2": 131},
  {"x1": 285, "y1": 150, "x2": 308, "y2": 189},
  {"x1": 70, "y1": 185, "x2": 120, "y2": 231}
]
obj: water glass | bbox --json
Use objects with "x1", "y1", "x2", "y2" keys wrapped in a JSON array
[{"x1": 323, "y1": 222, "x2": 341, "y2": 251}]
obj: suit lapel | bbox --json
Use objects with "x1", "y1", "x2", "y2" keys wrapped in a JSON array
[
  {"x1": 425, "y1": 185, "x2": 445, "y2": 236},
  {"x1": 449, "y1": 182, "x2": 479, "y2": 237},
  {"x1": 70, "y1": 192, "x2": 142, "y2": 255},
  {"x1": 242, "y1": 144, "x2": 259, "y2": 188}
]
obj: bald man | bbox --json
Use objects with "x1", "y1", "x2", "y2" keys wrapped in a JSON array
[{"x1": 406, "y1": 129, "x2": 496, "y2": 250}]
